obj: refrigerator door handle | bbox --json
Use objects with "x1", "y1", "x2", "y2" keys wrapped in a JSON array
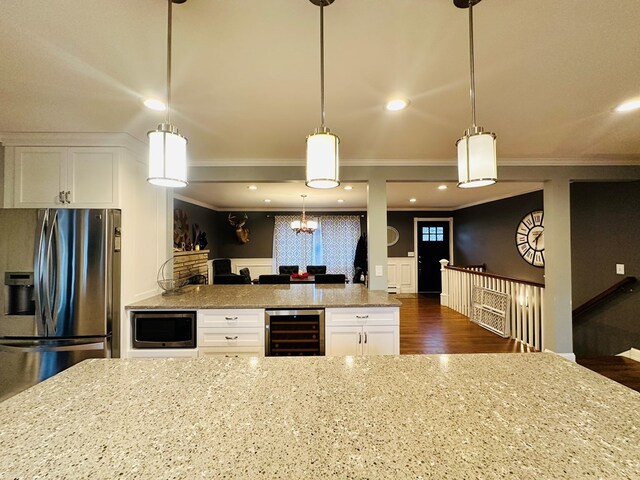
[
  {"x1": 0, "y1": 340, "x2": 106, "y2": 353},
  {"x1": 42, "y1": 210, "x2": 58, "y2": 335},
  {"x1": 34, "y1": 210, "x2": 49, "y2": 336}
]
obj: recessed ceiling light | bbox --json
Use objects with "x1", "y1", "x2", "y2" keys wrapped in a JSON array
[
  {"x1": 386, "y1": 98, "x2": 410, "y2": 111},
  {"x1": 614, "y1": 99, "x2": 640, "y2": 113},
  {"x1": 264, "y1": 199, "x2": 271, "y2": 203},
  {"x1": 438, "y1": 185, "x2": 448, "y2": 190},
  {"x1": 343, "y1": 185, "x2": 353, "y2": 191},
  {"x1": 337, "y1": 199, "x2": 344, "y2": 203},
  {"x1": 247, "y1": 185, "x2": 258, "y2": 190},
  {"x1": 143, "y1": 98, "x2": 166, "y2": 111},
  {"x1": 409, "y1": 198, "x2": 417, "y2": 203}
]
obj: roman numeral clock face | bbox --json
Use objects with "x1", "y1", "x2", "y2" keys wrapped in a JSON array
[{"x1": 515, "y1": 210, "x2": 545, "y2": 267}]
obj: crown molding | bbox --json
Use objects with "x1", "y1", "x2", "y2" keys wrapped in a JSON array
[
  {"x1": 0, "y1": 132, "x2": 148, "y2": 157},
  {"x1": 189, "y1": 156, "x2": 640, "y2": 168},
  {"x1": 173, "y1": 194, "x2": 219, "y2": 211}
]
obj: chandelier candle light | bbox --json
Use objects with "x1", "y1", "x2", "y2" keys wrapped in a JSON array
[
  {"x1": 147, "y1": 0, "x2": 188, "y2": 188},
  {"x1": 306, "y1": 0, "x2": 340, "y2": 189},
  {"x1": 455, "y1": 0, "x2": 497, "y2": 189},
  {"x1": 291, "y1": 195, "x2": 318, "y2": 234}
]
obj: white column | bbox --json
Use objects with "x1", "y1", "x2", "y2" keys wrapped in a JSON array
[
  {"x1": 542, "y1": 179, "x2": 574, "y2": 359},
  {"x1": 367, "y1": 178, "x2": 387, "y2": 291}
]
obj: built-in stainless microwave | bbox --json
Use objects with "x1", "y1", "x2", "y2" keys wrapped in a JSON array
[{"x1": 131, "y1": 311, "x2": 196, "y2": 349}]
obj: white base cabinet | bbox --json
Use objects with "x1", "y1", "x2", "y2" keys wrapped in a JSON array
[
  {"x1": 325, "y1": 307, "x2": 399, "y2": 356},
  {"x1": 197, "y1": 309, "x2": 264, "y2": 357}
]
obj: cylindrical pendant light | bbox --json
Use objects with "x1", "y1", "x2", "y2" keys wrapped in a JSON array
[
  {"x1": 147, "y1": 0, "x2": 188, "y2": 188},
  {"x1": 456, "y1": 0, "x2": 496, "y2": 189},
  {"x1": 306, "y1": 0, "x2": 340, "y2": 189}
]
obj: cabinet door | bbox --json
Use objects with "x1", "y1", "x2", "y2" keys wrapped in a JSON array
[
  {"x1": 363, "y1": 325, "x2": 399, "y2": 356},
  {"x1": 325, "y1": 326, "x2": 362, "y2": 356},
  {"x1": 67, "y1": 148, "x2": 118, "y2": 206},
  {"x1": 14, "y1": 147, "x2": 66, "y2": 207}
]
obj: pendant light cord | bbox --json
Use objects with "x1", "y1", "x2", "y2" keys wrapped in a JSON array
[
  {"x1": 468, "y1": 1, "x2": 476, "y2": 128},
  {"x1": 320, "y1": 3, "x2": 325, "y2": 128},
  {"x1": 166, "y1": 0, "x2": 173, "y2": 124}
]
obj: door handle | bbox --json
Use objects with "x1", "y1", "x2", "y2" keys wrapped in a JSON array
[
  {"x1": 364, "y1": 332, "x2": 368, "y2": 344},
  {"x1": 58, "y1": 191, "x2": 65, "y2": 204},
  {"x1": 225, "y1": 316, "x2": 238, "y2": 321},
  {"x1": 225, "y1": 336, "x2": 239, "y2": 340},
  {"x1": 0, "y1": 341, "x2": 105, "y2": 353},
  {"x1": 358, "y1": 332, "x2": 362, "y2": 344},
  {"x1": 33, "y1": 210, "x2": 48, "y2": 336},
  {"x1": 355, "y1": 315, "x2": 369, "y2": 319},
  {"x1": 64, "y1": 191, "x2": 71, "y2": 204}
]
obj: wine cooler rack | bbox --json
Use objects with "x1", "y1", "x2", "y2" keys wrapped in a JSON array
[{"x1": 265, "y1": 309, "x2": 325, "y2": 356}]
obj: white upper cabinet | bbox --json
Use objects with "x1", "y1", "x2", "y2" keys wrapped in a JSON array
[{"x1": 13, "y1": 146, "x2": 118, "y2": 208}]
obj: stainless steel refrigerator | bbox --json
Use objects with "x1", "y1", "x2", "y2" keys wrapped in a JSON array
[{"x1": 0, "y1": 209, "x2": 120, "y2": 401}]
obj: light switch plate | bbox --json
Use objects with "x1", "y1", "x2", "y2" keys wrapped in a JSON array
[
  {"x1": 616, "y1": 264, "x2": 625, "y2": 275},
  {"x1": 375, "y1": 265, "x2": 383, "y2": 277}
]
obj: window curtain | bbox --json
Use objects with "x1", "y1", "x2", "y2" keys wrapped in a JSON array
[{"x1": 273, "y1": 215, "x2": 360, "y2": 278}]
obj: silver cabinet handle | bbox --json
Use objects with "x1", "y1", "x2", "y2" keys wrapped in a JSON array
[
  {"x1": 356, "y1": 315, "x2": 369, "y2": 319},
  {"x1": 358, "y1": 332, "x2": 362, "y2": 344},
  {"x1": 64, "y1": 191, "x2": 71, "y2": 204},
  {"x1": 58, "y1": 191, "x2": 65, "y2": 204},
  {"x1": 225, "y1": 316, "x2": 238, "y2": 321},
  {"x1": 364, "y1": 332, "x2": 368, "y2": 343},
  {"x1": 225, "y1": 355, "x2": 239, "y2": 358},
  {"x1": 225, "y1": 335, "x2": 238, "y2": 340}
]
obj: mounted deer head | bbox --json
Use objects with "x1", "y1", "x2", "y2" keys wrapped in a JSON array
[{"x1": 229, "y1": 213, "x2": 250, "y2": 244}]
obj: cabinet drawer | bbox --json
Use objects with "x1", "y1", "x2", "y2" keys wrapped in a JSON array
[
  {"x1": 198, "y1": 309, "x2": 264, "y2": 328},
  {"x1": 198, "y1": 346, "x2": 262, "y2": 358},
  {"x1": 325, "y1": 307, "x2": 399, "y2": 326},
  {"x1": 198, "y1": 328, "x2": 262, "y2": 348}
]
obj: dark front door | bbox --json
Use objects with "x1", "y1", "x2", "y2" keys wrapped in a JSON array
[{"x1": 417, "y1": 221, "x2": 450, "y2": 293}]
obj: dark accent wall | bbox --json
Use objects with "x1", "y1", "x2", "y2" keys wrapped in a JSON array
[
  {"x1": 571, "y1": 181, "x2": 640, "y2": 357},
  {"x1": 387, "y1": 211, "x2": 453, "y2": 257},
  {"x1": 174, "y1": 199, "x2": 219, "y2": 259},
  {"x1": 453, "y1": 191, "x2": 544, "y2": 283}
]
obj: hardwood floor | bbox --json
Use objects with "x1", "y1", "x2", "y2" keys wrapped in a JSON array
[
  {"x1": 399, "y1": 293, "x2": 640, "y2": 392},
  {"x1": 399, "y1": 293, "x2": 534, "y2": 355}
]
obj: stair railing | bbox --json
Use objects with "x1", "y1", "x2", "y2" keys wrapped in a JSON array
[
  {"x1": 573, "y1": 276, "x2": 637, "y2": 320},
  {"x1": 440, "y1": 259, "x2": 545, "y2": 351}
]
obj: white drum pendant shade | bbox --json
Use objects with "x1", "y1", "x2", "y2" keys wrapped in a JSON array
[
  {"x1": 457, "y1": 131, "x2": 496, "y2": 188},
  {"x1": 148, "y1": 126, "x2": 188, "y2": 188},
  {"x1": 306, "y1": 131, "x2": 340, "y2": 189}
]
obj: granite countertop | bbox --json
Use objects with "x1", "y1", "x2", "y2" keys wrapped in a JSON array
[
  {"x1": 1, "y1": 353, "x2": 638, "y2": 479},
  {"x1": 126, "y1": 283, "x2": 401, "y2": 309}
]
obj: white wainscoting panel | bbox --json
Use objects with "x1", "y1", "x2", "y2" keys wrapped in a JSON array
[
  {"x1": 231, "y1": 258, "x2": 274, "y2": 281},
  {"x1": 387, "y1": 257, "x2": 416, "y2": 294}
]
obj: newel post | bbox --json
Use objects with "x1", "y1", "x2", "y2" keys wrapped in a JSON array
[{"x1": 440, "y1": 259, "x2": 450, "y2": 306}]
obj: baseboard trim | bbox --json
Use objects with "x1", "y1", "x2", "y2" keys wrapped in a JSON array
[{"x1": 544, "y1": 349, "x2": 576, "y2": 362}]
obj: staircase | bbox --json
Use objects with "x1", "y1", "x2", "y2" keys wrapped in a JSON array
[{"x1": 577, "y1": 350, "x2": 640, "y2": 393}]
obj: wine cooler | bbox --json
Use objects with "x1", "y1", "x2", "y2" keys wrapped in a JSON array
[{"x1": 265, "y1": 309, "x2": 325, "y2": 356}]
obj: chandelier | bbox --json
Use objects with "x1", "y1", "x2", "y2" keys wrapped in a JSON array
[{"x1": 291, "y1": 195, "x2": 318, "y2": 234}]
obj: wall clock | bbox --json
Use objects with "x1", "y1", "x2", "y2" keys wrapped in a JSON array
[{"x1": 516, "y1": 210, "x2": 545, "y2": 267}]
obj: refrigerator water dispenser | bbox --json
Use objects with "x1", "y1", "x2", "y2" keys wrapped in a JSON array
[{"x1": 4, "y1": 272, "x2": 35, "y2": 315}]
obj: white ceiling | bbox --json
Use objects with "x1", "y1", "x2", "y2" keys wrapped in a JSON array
[
  {"x1": 179, "y1": 181, "x2": 542, "y2": 210},
  {"x1": 1, "y1": 0, "x2": 639, "y2": 166}
]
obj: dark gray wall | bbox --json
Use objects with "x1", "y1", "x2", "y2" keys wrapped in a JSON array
[
  {"x1": 571, "y1": 181, "x2": 640, "y2": 357},
  {"x1": 174, "y1": 199, "x2": 219, "y2": 258},
  {"x1": 387, "y1": 211, "x2": 453, "y2": 257},
  {"x1": 453, "y1": 191, "x2": 545, "y2": 283}
]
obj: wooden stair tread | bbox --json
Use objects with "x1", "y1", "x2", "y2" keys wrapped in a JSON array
[{"x1": 577, "y1": 356, "x2": 640, "y2": 393}]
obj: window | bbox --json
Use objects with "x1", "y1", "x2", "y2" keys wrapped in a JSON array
[
  {"x1": 273, "y1": 215, "x2": 360, "y2": 278},
  {"x1": 422, "y1": 226, "x2": 444, "y2": 242}
]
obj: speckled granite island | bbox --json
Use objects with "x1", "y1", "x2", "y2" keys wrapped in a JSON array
[
  {"x1": 1, "y1": 354, "x2": 638, "y2": 479},
  {"x1": 127, "y1": 283, "x2": 400, "y2": 310},
  {"x1": 127, "y1": 284, "x2": 401, "y2": 358}
]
